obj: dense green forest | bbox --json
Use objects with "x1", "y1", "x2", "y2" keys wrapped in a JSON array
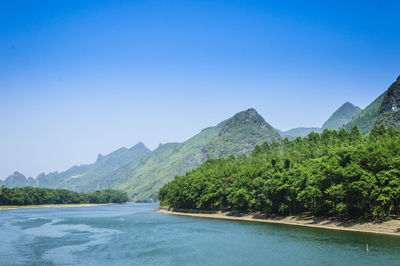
[
  {"x1": 159, "y1": 126, "x2": 400, "y2": 219},
  {"x1": 0, "y1": 187, "x2": 129, "y2": 205}
]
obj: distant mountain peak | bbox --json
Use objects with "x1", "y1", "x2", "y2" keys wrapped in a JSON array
[
  {"x1": 131, "y1": 141, "x2": 144, "y2": 148},
  {"x1": 239, "y1": 108, "x2": 260, "y2": 118},
  {"x1": 3, "y1": 172, "x2": 29, "y2": 188},
  {"x1": 135, "y1": 141, "x2": 145, "y2": 147},
  {"x1": 220, "y1": 108, "x2": 270, "y2": 135},
  {"x1": 321, "y1": 102, "x2": 361, "y2": 130},
  {"x1": 342, "y1": 102, "x2": 356, "y2": 107},
  {"x1": 12, "y1": 171, "x2": 23, "y2": 176}
]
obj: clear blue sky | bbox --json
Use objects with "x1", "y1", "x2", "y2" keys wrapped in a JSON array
[{"x1": 1, "y1": 0, "x2": 399, "y2": 179}]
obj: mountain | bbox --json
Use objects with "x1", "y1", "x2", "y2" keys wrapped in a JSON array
[
  {"x1": 116, "y1": 108, "x2": 281, "y2": 201},
  {"x1": 278, "y1": 102, "x2": 360, "y2": 139},
  {"x1": 1, "y1": 142, "x2": 151, "y2": 191},
  {"x1": 344, "y1": 93, "x2": 386, "y2": 134},
  {"x1": 1, "y1": 108, "x2": 280, "y2": 201},
  {"x1": 375, "y1": 76, "x2": 400, "y2": 130},
  {"x1": 1, "y1": 172, "x2": 32, "y2": 188},
  {"x1": 36, "y1": 142, "x2": 151, "y2": 191},
  {"x1": 321, "y1": 102, "x2": 361, "y2": 130},
  {"x1": 279, "y1": 127, "x2": 321, "y2": 140},
  {"x1": 345, "y1": 75, "x2": 400, "y2": 134},
  {"x1": 202, "y1": 108, "x2": 281, "y2": 158}
]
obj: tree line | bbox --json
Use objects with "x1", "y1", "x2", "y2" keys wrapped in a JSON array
[
  {"x1": 0, "y1": 186, "x2": 129, "y2": 205},
  {"x1": 159, "y1": 126, "x2": 400, "y2": 220}
]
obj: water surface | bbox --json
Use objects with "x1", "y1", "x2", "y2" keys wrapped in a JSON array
[{"x1": 0, "y1": 203, "x2": 399, "y2": 265}]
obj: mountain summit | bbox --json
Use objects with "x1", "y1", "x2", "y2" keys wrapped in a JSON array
[
  {"x1": 219, "y1": 108, "x2": 275, "y2": 135},
  {"x1": 203, "y1": 108, "x2": 281, "y2": 158},
  {"x1": 2, "y1": 142, "x2": 152, "y2": 191},
  {"x1": 116, "y1": 108, "x2": 281, "y2": 201},
  {"x1": 2, "y1": 108, "x2": 281, "y2": 201},
  {"x1": 279, "y1": 102, "x2": 361, "y2": 139},
  {"x1": 321, "y1": 102, "x2": 361, "y2": 130}
]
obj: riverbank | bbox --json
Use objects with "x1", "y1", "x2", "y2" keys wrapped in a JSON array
[
  {"x1": 157, "y1": 208, "x2": 400, "y2": 237},
  {"x1": 0, "y1": 203, "x2": 111, "y2": 210}
]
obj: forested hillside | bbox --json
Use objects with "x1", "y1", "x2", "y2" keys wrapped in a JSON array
[
  {"x1": 159, "y1": 125, "x2": 400, "y2": 219},
  {"x1": 344, "y1": 93, "x2": 386, "y2": 134},
  {"x1": 116, "y1": 108, "x2": 281, "y2": 201},
  {"x1": 3, "y1": 75, "x2": 399, "y2": 203}
]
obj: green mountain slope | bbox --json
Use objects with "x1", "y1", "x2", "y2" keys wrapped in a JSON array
[
  {"x1": 344, "y1": 92, "x2": 386, "y2": 134},
  {"x1": 375, "y1": 76, "x2": 400, "y2": 129},
  {"x1": 117, "y1": 108, "x2": 281, "y2": 201},
  {"x1": 278, "y1": 102, "x2": 360, "y2": 139},
  {"x1": 344, "y1": 75, "x2": 400, "y2": 134},
  {"x1": 202, "y1": 109, "x2": 281, "y2": 158},
  {"x1": 2, "y1": 172, "x2": 31, "y2": 188},
  {"x1": 36, "y1": 142, "x2": 151, "y2": 191},
  {"x1": 321, "y1": 102, "x2": 361, "y2": 130}
]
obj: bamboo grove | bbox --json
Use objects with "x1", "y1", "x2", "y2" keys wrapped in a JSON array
[{"x1": 159, "y1": 126, "x2": 400, "y2": 219}]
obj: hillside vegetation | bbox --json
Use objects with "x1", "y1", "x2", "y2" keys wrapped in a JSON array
[
  {"x1": 344, "y1": 93, "x2": 386, "y2": 134},
  {"x1": 1, "y1": 109, "x2": 281, "y2": 202},
  {"x1": 3, "y1": 76, "x2": 400, "y2": 203},
  {"x1": 117, "y1": 108, "x2": 281, "y2": 201},
  {"x1": 160, "y1": 125, "x2": 400, "y2": 219},
  {"x1": 375, "y1": 76, "x2": 400, "y2": 130},
  {"x1": 0, "y1": 187, "x2": 129, "y2": 205}
]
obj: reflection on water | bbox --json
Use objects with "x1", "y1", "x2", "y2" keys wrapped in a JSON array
[{"x1": 0, "y1": 203, "x2": 399, "y2": 265}]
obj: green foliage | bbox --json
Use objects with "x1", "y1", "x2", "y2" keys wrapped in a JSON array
[
  {"x1": 159, "y1": 126, "x2": 400, "y2": 220},
  {"x1": 117, "y1": 108, "x2": 281, "y2": 201},
  {"x1": 117, "y1": 126, "x2": 221, "y2": 201},
  {"x1": 372, "y1": 76, "x2": 400, "y2": 130},
  {"x1": 202, "y1": 109, "x2": 281, "y2": 158},
  {"x1": 375, "y1": 111, "x2": 400, "y2": 130},
  {"x1": 0, "y1": 187, "x2": 129, "y2": 205}
]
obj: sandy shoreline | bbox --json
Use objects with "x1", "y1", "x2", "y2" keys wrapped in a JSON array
[
  {"x1": 157, "y1": 208, "x2": 400, "y2": 237},
  {"x1": 0, "y1": 203, "x2": 111, "y2": 210}
]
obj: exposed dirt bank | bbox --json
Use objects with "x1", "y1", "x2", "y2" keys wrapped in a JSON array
[{"x1": 157, "y1": 208, "x2": 400, "y2": 237}]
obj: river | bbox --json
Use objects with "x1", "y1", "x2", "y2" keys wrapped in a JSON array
[{"x1": 0, "y1": 203, "x2": 399, "y2": 265}]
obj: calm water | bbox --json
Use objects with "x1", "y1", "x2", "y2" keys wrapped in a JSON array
[{"x1": 0, "y1": 203, "x2": 399, "y2": 265}]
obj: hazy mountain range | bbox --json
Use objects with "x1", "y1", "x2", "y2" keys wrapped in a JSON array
[{"x1": 1, "y1": 75, "x2": 399, "y2": 201}]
